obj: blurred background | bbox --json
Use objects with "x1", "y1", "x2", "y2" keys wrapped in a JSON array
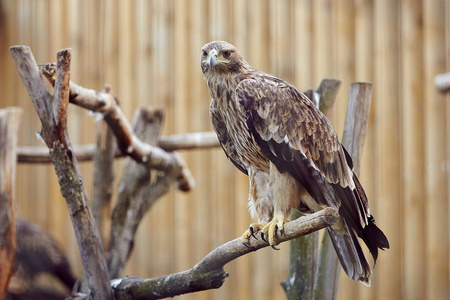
[{"x1": 0, "y1": 0, "x2": 449, "y2": 299}]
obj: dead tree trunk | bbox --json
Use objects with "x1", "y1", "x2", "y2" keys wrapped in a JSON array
[
  {"x1": 10, "y1": 46, "x2": 113, "y2": 300},
  {"x1": 0, "y1": 107, "x2": 22, "y2": 298}
]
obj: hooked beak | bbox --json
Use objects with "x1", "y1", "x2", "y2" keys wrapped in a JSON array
[{"x1": 208, "y1": 50, "x2": 218, "y2": 70}]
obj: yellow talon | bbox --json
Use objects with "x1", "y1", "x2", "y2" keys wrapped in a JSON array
[
  {"x1": 240, "y1": 223, "x2": 264, "y2": 247},
  {"x1": 261, "y1": 216, "x2": 289, "y2": 249}
]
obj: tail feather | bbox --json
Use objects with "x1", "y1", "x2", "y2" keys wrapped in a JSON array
[
  {"x1": 360, "y1": 216, "x2": 390, "y2": 263},
  {"x1": 327, "y1": 214, "x2": 390, "y2": 286},
  {"x1": 327, "y1": 222, "x2": 372, "y2": 286}
]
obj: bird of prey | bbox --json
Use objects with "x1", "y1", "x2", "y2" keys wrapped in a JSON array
[{"x1": 200, "y1": 41, "x2": 389, "y2": 285}]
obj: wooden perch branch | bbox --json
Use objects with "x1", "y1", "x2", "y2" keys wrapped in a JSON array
[
  {"x1": 16, "y1": 131, "x2": 219, "y2": 163},
  {"x1": 158, "y1": 131, "x2": 219, "y2": 151},
  {"x1": 41, "y1": 63, "x2": 194, "y2": 192},
  {"x1": 10, "y1": 45, "x2": 112, "y2": 300},
  {"x1": 0, "y1": 107, "x2": 22, "y2": 299},
  {"x1": 109, "y1": 208, "x2": 338, "y2": 300}
]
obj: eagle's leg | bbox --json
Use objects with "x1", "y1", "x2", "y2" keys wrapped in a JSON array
[
  {"x1": 260, "y1": 216, "x2": 289, "y2": 250},
  {"x1": 240, "y1": 223, "x2": 265, "y2": 247},
  {"x1": 242, "y1": 168, "x2": 273, "y2": 247},
  {"x1": 261, "y1": 162, "x2": 300, "y2": 249}
]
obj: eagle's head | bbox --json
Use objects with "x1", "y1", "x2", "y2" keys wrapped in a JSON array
[{"x1": 200, "y1": 41, "x2": 247, "y2": 77}]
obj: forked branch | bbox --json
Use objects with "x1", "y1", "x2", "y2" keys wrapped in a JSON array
[
  {"x1": 10, "y1": 45, "x2": 113, "y2": 300},
  {"x1": 40, "y1": 64, "x2": 194, "y2": 192}
]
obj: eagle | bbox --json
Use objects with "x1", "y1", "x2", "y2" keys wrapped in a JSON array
[{"x1": 200, "y1": 41, "x2": 389, "y2": 285}]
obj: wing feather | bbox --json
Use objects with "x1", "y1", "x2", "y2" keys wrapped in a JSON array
[
  {"x1": 210, "y1": 99, "x2": 248, "y2": 175},
  {"x1": 236, "y1": 78, "x2": 368, "y2": 226}
]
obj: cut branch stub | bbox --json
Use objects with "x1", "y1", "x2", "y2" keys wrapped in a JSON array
[{"x1": 53, "y1": 49, "x2": 71, "y2": 142}]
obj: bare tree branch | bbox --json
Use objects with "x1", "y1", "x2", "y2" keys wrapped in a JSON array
[
  {"x1": 0, "y1": 107, "x2": 22, "y2": 298},
  {"x1": 41, "y1": 63, "x2": 195, "y2": 192},
  {"x1": 157, "y1": 131, "x2": 219, "y2": 151},
  {"x1": 92, "y1": 85, "x2": 117, "y2": 243},
  {"x1": 109, "y1": 208, "x2": 339, "y2": 300},
  {"x1": 16, "y1": 131, "x2": 219, "y2": 163},
  {"x1": 67, "y1": 208, "x2": 337, "y2": 300},
  {"x1": 10, "y1": 45, "x2": 113, "y2": 300},
  {"x1": 108, "y1": 108, "x2": 176, "y2": 279}
]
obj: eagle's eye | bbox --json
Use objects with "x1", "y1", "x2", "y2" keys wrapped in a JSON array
[
  {"x1": 202, "y1": 50, "x2": 208, "y2": 57},
  {"x1": 223, "y1": 50, "x2": 231, "y2": 58}
]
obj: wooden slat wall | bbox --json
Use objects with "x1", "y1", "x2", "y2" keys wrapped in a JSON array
[
  {"x1": 401, "y1": 0, "x2": 426, "y2": 299},
  {"x1": 1, "y1": 1, "x2": 449, "y2": 299}
]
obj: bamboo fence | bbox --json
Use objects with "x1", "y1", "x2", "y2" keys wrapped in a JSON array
[{"x1": 0, "y1": 0, "x2": 449, "y2": 299}]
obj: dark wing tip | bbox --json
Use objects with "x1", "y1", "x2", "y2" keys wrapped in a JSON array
[{"x1": 363, "y1": 216, "x2": 390, "y2": 263}]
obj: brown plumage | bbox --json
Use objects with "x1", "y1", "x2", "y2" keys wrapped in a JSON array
[{"x1": 201, "y1": 41, "x2": 389, "y2": 285}]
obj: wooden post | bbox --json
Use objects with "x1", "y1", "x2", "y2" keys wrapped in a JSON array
[
  {"x1": 312, "y1": 83, "x2": 372, "y2": 300},
  {"x1": 423, "y1": 1, "x2": 448, "y2": 299},
  {"x1": 0, "y1": 107, "x2": 22, "y2": 298},
  {"x1": 374, "y1": 1, "x2": 402, "y2": 298},
  {"x1": 281, "y1": 78, "x2": 341, "y2": 299},
  {"x1": 401, "y1": 0, "x2": 426, "y2": 299}
]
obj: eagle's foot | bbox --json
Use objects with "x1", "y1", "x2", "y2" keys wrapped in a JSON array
[
  {"x1": 241, "y1": 223, "x2": 264, "y2": 247},
  {"x1": 261, "y1": 216, "x2": 289, "y2": 250}
]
